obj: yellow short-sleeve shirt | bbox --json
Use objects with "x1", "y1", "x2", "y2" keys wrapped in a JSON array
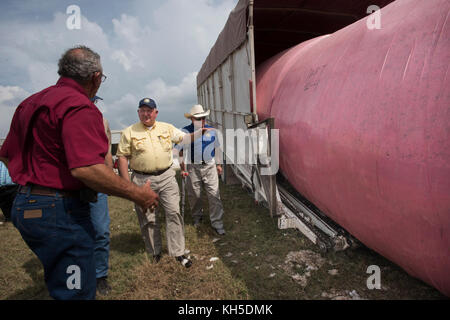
[{"x1": 116, "y1": 121, "x2": 185, "y2": 172}]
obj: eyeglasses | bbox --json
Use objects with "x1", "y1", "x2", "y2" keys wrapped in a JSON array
[
  {"x1": 195, "y1": 117, "x2": 206, "y2": 120},
  {"x1": 95, "y1": 71, "x2": 107, "y2": 83}
]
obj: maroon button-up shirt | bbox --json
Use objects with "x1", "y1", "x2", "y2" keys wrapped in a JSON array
[{"x1": 0, "y1": 77, "x2": 108, "y2": 190}]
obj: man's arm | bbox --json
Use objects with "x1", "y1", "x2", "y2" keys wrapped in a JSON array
[
  {"x1": 214, "y1": 132, "x2": 222, "y2": 176},
  {"x1": 104, "y1": 119, "x2": 114, "y2": 168},
  {"x1": 105, "y1": 152, "x2": 113, "y2": 169},
  {"x1": 117, "y1": 156, "x2": 131, "y2": 181},
  {"x1": 178, "y1": 149, "x2": 188, "y2": 176},
  {"x1": 179, "y1": 127, "x2": 212, "y2": 145},
  {"x1": 71, "y1": 163, "x2": 158, "y2": 210}
]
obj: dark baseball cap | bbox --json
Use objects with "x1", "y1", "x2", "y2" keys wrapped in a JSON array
[{"x1": 139, "y1": 98, "x2": 157, "y2": 109}]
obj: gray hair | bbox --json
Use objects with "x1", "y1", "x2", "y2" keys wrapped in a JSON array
[{"x1": 58, "y1": 45, "x2": 102, "y2": 84}]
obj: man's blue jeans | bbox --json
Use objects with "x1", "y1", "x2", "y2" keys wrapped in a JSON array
[
  {"x1": 89, "y1": 192, "x2": 110, "y2": 279},
  {"x1": 11, "y1": 191, "x2": 96, "y2": 300}
]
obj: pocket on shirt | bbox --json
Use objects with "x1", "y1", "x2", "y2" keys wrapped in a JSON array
[
  {"x1": 131, "y1": 137, "x2": 148, "y2": 152},
  {"x1": 158, "y1": 133, "x2": 172, "y2": 152}
]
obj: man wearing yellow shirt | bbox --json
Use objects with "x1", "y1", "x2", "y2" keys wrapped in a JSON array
[{"x1": 117, "y1": 98, "x2": 209, "y2": 268}]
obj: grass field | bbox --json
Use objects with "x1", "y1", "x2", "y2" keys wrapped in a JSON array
[{"x1": 0, "y1": 171, "x2": 446, "y2": 300}]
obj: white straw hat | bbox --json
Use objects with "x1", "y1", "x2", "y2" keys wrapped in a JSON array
[{"x1": 184, "y1": 104, "x2": 210, "y2": 119}]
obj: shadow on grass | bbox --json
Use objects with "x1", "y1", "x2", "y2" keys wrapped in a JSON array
[
  {"x1": 110, "y1": 231, "x2": 145, "y2": 255},
  {"x1": 6, "y1": 257, "x2": 50, "y2": 300}
]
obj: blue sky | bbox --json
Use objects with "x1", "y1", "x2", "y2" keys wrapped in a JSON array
[{"x1": 0, "y1": 0, "x2": 238, "y2": 137}]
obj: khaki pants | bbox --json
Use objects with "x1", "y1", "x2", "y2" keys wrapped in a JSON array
[
  {"x1": 131, "y1": 168, "x2": 185, "y2": 257},
  {"x1": 186, "y1": 163, "x2": 224, "y2": 229}
]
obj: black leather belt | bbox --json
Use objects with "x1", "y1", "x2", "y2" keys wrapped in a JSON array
[
  {"x1": 18, "y1": 185, "x2": 79, "y2": 198},
  {"x1": 133, "y1": 165, "x2": 172, "y2": 176}
]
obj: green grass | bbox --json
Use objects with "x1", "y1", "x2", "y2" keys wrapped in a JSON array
[{"x1": 0, "y1": 171, "x2": 447, "y2": 300}]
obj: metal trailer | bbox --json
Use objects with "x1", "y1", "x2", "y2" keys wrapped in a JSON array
[{"x1": 194, "y1": 0, "x2": 394, "y2": 251}]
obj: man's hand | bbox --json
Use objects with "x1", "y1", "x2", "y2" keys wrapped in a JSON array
[
  {"x1": 136, "y1": 180, "x2": 159, "y2": 210},
  {"x1": 71, "y1": 163, "x2": 159, "y2": 210},
  {"x1": 216, "y1": 164, "x2": 223, "y2": 176},
  {"x1": 181, "y1": 170, "x2": 189, "y2": 177},
  {"x1": 179, "y1": 160, "x2": 189, "y2": 177},
  {"x1": 181, "y1": 127, "x2": 214, "y2": 145},
  {"x1": 202, "y1": 127, "x2": 213, "y2": 135}
]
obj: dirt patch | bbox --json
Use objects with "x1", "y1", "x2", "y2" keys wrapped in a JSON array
[
  {"x1": 280, "y1": 250, "x2": 326, "y2": 287},
  {"x1": 321, "y1": 289, "x2": 363, "y2": 300}
]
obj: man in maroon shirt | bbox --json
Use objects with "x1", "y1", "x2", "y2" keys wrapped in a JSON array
[{"x1": 0, "y1": 46, "x2": 159, "y2": 300}]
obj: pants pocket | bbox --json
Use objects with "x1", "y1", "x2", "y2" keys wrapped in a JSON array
[{"x1": 14, "y1": 195, "x2": 57, "y2": 242}]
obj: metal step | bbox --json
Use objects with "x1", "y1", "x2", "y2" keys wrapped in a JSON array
[{"x1": 277, "y1": 184, "x2": 350, "y2": 252}]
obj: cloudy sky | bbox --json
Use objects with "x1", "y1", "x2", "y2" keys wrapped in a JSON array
[{"x1": 0, "y1": 0, "x2": 238, "y2": 138}]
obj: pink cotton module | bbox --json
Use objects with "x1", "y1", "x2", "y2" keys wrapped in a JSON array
[{"x1": 256, "y1": 0, "x2": 450, "y2": 297}]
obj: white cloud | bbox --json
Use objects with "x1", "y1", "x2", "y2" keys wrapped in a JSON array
[
  {"x1": 0, "y1": 86, "x2": 30, "y2": 137},
  {"x1": 104, "y1": 93, "x2": 140, "y2": 130},
  {"x1": 151, "y1": 0, "x2": 236, "y2": 56},
  {"x1": 103, "y1": 73, "x2": 198, "y2": 131},
  {"x1": 107, "y1": 0, "x2": 236, "y2": 81},
  {"x1": 0, "y1": 0, "x2": 238, "y2": 136},
  {"x1": 112, "y1": 14, "x2": 146, "y2": 45},
  {"x1": 145, "y1": 72, "x2": 197, "y2": 108},
  {"x1": 0, "y1": 86, "x2": 29, "y2": 104},
  {"x1": 111, "y1": 50, "x2": 133, "y2": 71},
  {"x1": 27, "y1": 62, "x2": 57, "y2": 94},
  {"x1": 0, "y1": 11, "x2": 112, "y2": 91}
]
